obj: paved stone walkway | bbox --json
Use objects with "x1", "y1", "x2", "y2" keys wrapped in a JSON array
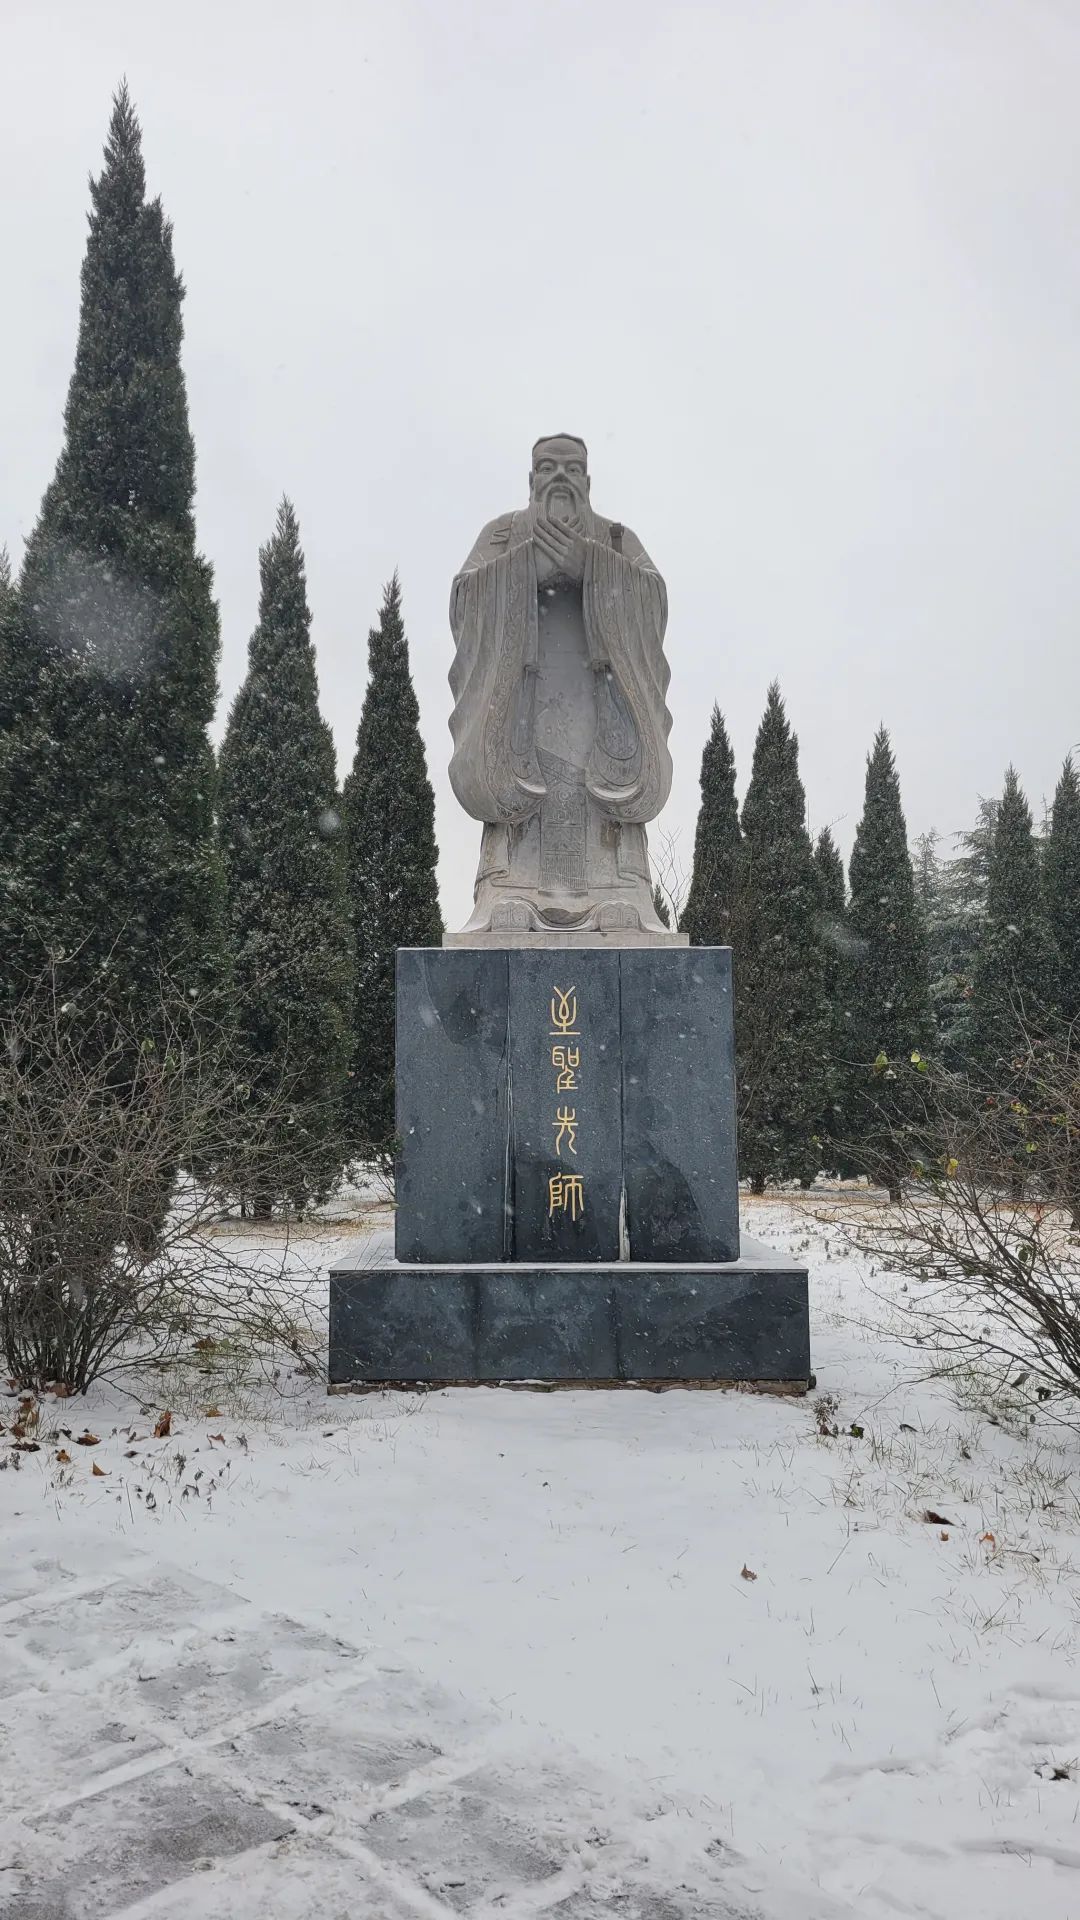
[{"x1": 0, "y1": 1544, "x2": 768, "y2": 1919}]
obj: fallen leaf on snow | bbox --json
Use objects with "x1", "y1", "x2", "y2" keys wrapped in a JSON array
[
  {"x1": 939, "y1": 1530, "x2": 950, "y2": 1541},
  {"x1": 740, "y1": 1564, "x2": 758, "y2": 1582},
  {"x1": 55, "y1": 1449, "x2": 72, "y2": 1464},
  {"x1": 12, "y1": 1440, "x2": 40, "y2": 1453},
  {"x1": 91, "y1": 1462, "x2": 107, "y2": 1477},
  {"x1": 153, "y1": 1411, "x2": 172, "y2": 1439},
  {"x1": 75, "y1": 1432, "x2": 100, "y2": 1447},
  {"x1": 207, "y1": 1432, "x2": 225, "y2": 1444},
  {"x1": 204, "y1": 1406, "x2": 222, "y2": 1419},
  {"x1": 921, "y1": 1510, "x2": 954, "y2": 1526},
  {"x1": 980, "y1": 1532, "x2": 996, "y2": 1545}
]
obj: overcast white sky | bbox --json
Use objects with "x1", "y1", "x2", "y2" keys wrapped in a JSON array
[{"x1": 4, "y1": 0, "x2": 1080, "y2": 926}]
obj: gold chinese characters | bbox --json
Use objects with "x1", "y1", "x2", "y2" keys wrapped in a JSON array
[
  {"x1": 549, "y1": 986, "x2": 579, "y2": 1036},
  {"x1": 551, "y1": 1044, "x2": 579, "y2": 1093},
  {"x1": 548, "y1": 1172, "x2": 585, "y2": 1220},
  {"x1": 548, "y1": 987, "x2": 584, "y2": 1217}
]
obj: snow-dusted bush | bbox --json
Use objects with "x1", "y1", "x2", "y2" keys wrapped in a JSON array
[
  {"x1": 848, "y1": 1024, "x2": 1080, "y2": 1408},
  {"x1": 0, "y1": 967, "x2": 325, "y2": 1393}
]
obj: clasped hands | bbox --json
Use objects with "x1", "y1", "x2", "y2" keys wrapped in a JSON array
[{"x1": 531, "y1": 507, "x2": 591, "y2": 584}]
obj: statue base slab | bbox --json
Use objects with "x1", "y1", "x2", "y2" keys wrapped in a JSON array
[{"x1": 328, "y1": 1236, "x2": 811, "y2": 1389}]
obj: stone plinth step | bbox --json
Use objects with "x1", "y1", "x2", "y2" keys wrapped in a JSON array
[{"x1": 328, "y1": 1235, "x2": 810, "y2": 1390}]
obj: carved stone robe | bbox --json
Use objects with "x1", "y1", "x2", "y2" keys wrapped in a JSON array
[{"x1": 448, "y1": 509, "x2": 673, "y2": 932}]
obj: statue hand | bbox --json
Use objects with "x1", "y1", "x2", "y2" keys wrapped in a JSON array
[{"x1": 533, "y1": 508, "x2": 588, "y2": 584}]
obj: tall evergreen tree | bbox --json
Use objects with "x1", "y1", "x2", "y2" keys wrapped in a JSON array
[
  {"x1": 813, "y1": 824, "x2": 851, "y2": 1175},
  {"x1": 0, "y1": 548, "x2": 20, "y2": 736},
  {"x1": 952, "y1": 796, "x2": 999, "y2": 914},
  {"x1": 343, "y1": 576, "x2": 442, "y2": 1151},
  {"x1": 735, "y1": 684, "x2": 828, "y2": 1191},
  {"x1": 911, "y1": 829, "x2": 941, "y2": 926},
  {"x1": 217, "y1": 502, "x2": 352, "y2": 1213},
  {"x1": 814, "y1": 825, "x2": 846, "y2": 926},
  {"x1": 969, "y1": 768, "x2": 1059, "y2": 1076},
  {"x1": 916, "y1": 799, "x2": 999, "y2": 1065},
  {"x1": 651, "y1": 881, "x2": 672, "y2": 929},
  {"x1": 0, "y1": 87, "x2": 221, "y2": 1023},
  {"x1": 911, "y1": 827, "x2": 963, "y2": 1062},
  {"x1": 682, "y1": 703, "x2": 740, "y2": 945},
  {"x1": 845, "y1": 729, "x2": 932, "y2": 1197},
  {"x1": 1045, "y1": 756, "x2": 1080, "y2": 1025}
]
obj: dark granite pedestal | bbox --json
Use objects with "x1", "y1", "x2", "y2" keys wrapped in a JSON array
[
  {"x1": 394, "y1": 946, "x2": 740, "y2": 1266},
  {"x1": 327, "y1": 946, "x2": 811, "y2": 1391},
  {"x1": 329, "y1": 1235, "x2": 811, "y2": 1389}
]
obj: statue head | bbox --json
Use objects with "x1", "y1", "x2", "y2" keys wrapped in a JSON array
[{"x1": 529, "y1": 434, "x2": 590, "y2": 524}]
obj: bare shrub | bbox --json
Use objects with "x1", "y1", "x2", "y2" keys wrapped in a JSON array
[
  {"x1": 0, "y1": 968, "x2": 333, "y2": 1393},
  {"x1": 650, "y1": 825, "x2": 690, "y2": 932},
  {"x1": 843, "y1": 1023, "x2": 1080, "y2": 1409}
]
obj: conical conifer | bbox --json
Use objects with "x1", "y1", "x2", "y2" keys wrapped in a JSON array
[
  {"x1": 1045, "y1": 757, "x2": 1080, "y2": 1025},
  {"x1": 217, "y1": 502, "x2": 353, "y2": 1212},
  {"x1": 0, "y1": 86, "x2": 221, "y2": 1023},
  {"x1": 969, "y1": 768, "x2": 1059, "y2": 1074},
  {"x1": 0, "y1": 549, "x2": 20, "y2": 737},
  {"x1": 815, "y1": 827, "x2": 846, "y2": 918},
  {"x1": 813, "y1": 825, "x2": 851, "y2": 1175},
  {"x1": 735, "y1": 684, "x2": 828, "y2": 1190},
  {"x1": 682, "y1": 704, "x2": 739, "y2": 945},
  {"x1": 343, "y1": 576, "x2": 442, "y2": 1151},
  {"x1": 651, "y1": 882, "x2": 672, "y2": 929},
  {"x1": 845, "y1": 729, "x2": 932, "y2": 1197}
]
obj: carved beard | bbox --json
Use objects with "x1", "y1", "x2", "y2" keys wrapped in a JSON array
[{"x1": 535, "y1": 477, "x2": 588, "y2": 527}]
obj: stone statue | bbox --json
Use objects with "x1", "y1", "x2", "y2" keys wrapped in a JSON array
[{"x1": 446, "y1": 434, "x2": 684, "y2": 945}]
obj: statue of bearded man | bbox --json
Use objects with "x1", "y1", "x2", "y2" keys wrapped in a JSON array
[{"x1": 447, "y1": 434, "x2": 681, "y2": 943}]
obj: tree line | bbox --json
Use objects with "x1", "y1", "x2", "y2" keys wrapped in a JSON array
[
  {"x1": 0, "y1": 90, "x2": 442, "y2": 1215},
  {"x1": 674, "y1": 690, "x2": 1080, "y2": 1196}
]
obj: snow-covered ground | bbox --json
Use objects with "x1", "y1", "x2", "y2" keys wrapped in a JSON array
[{"x1": 4, "y1": 1195, "x2": 1080, "y2": 1918}]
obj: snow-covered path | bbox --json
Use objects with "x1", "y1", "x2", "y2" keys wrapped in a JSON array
[{"x1": 4, "y1": 1199, "x2": 1080, "y2": 1918}]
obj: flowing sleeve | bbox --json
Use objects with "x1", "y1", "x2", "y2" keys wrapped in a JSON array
[
  {"x1": 448, "y1": 534, "x2": 541, "y2": 823},
  {"x1": 582, "y1": 533, "x2": 673, "y2": 823}
]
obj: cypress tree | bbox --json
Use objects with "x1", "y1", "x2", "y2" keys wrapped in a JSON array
[
  {"x1": 343, "y1": 576, "x2": 442, "y2": 1152},
  {"x1": 815, "y1": 825, "x2": 846, "y2": 927},
  {"x1": 735, "y1": 684, "x2": 828, "y2": 1191},
  {"x1": 0, "y1": 86, "x2": 221, "y2": 1022},
  {"x1": 651, "y1": 881, "x2": 672, "y2": 929},
  {"x1": 913, "y1": 799, "x2": 997, "y2": 1067},
  {"x1": 682, "y1": 703, "x2": 740, "y2": 945},
  {"x1": 813, "y1": 825, "x2": 851, "y2": 1176},
  {"x1": 1045, "y1": 757, "x2": 1080, "y2": 1025},
  {"x1": 845, "y1": 728, "x2": 932, "y2": 1198},
  {"x1": 0, "y1": 548, "x2": 20, "y2": 737},
  {"x1": 969, "y1": 768, "x2": 1059, "y2": 1076},
  {"x1": 217, "y1": 501, "x2": 353, "y2": 1213}
]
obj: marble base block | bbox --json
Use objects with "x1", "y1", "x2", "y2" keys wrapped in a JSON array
[{"x1": 394, "y1": 945, "x2": 739, "y2": 1267}]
